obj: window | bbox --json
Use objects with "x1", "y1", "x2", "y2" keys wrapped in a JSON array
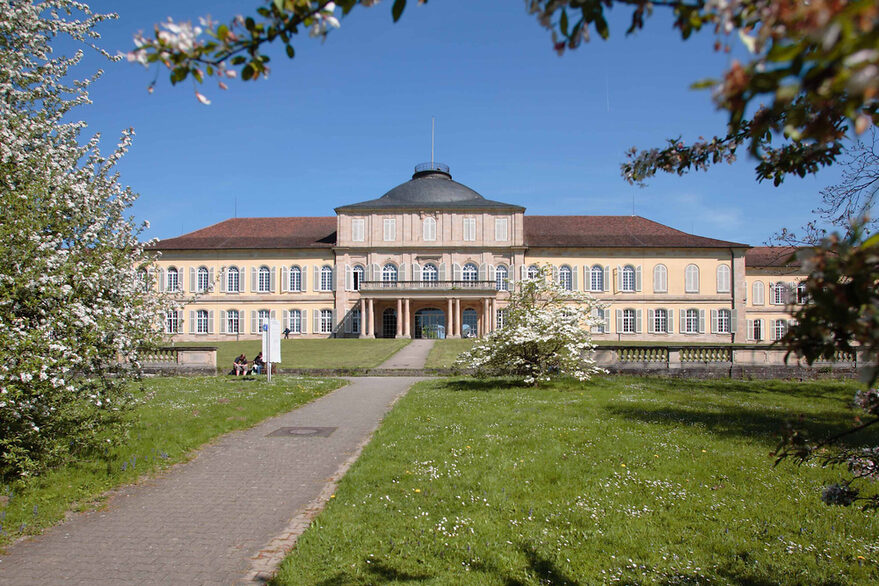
[
  {"x1": 771, "y1": 282, "x2": 787, "y2": 305},
  {"x1": 684, "y1": 309, "x2": 700, "y2": 334},
  {"x1": 197, "y1": 267, "x2": 210, "y2": 293},
  {"x1": 527, "y1": 265, "x2": 540, "y2": 280},
  {"x1": 289, "y1": 266, "x2": 302, "y2": 292},
  {"x1": 423, "y1": 217, "x2": 436, "y2": 241},
  {"x1": 717, "y1": 309, "x2": 731, "y2": 334},
  {"x1": 773, "y1": 319, "x2": 787, "y2": 340},
  {"x1": 166, "y1": 267, "x2": 179, "y2": 292},
  {"x1": 227, "y1": 266, "x2": 240, "y2": 293},
  {"x1": 258, "y1": 266, "x2": 272, "y2": 293},
  {"x1": 320, "y1": 265, "x2": 333, "y2": 291},
  {"x1": 621, "y1": 309, "x2": 636, "y2": 333},
  {"x1": 653, "y1": 264, "x2": 667, "y2": 293},
  {"x1": 463, "y1": 217, "x2": 476, "y2": 241},
  {"x1": 496, "y1": 265, "x2": 509, "y2": 291},
  {"x1": 320, "y1": 309, "x2": 334, "y2": 334},
  {"x1": 685, "y1": 264, "x2": 700, "y2": 293},
  {"x1": 716, "y1": 265, "x2": 731, "y2": 293},
  {"x1": 352, "y1": 265, "x2": 364, "y2": 290},
  {"x1": 226, "y1": 309, "x2": 240, "y2": 334},
  {"x1": 288, "y1": 309, "x2": 302, "y2": 334},
  {"x1": 495, "y1": 217, "x2": 508, "y2": 241},
  {"x1": 383, "y1": 218, "x2": 396, "y2": 241},
  {"x1": 422, "y1": 263, "x2": 438, "y2": 283},
  {"x1": 796, "y1": 282, "x2": 808, "y2": 304},
  {"x1": 752, "y1": 319, "x2": 763, "y2": 341},
  {"x1": 352, "y1": 218, "x2": 365, "y2": 242},
  {"x1": 752, "y1": 280, "x2": 764, "y2": 305},
  {"x1": 653, "y1": 309, "x2": 668, "y2": 333},
  {"x1": 137, "y1": 269, "x2": 150, "y2": 293},
  {"x1": 496, "y1": 308, "x2": 508, "y2": 329},
  {"x1": 621, "y1": 265, "x2": 636, "y2": 292},
  {"x1": 590, "y1": 265, "x2": 604, "y2": 292},
  {"x1": 594, "y1": 308, "x2": 606, "y2": 333},
  {"x1": 165, "y1": 310, "x2": 179, "y2": 334},
  {"x1": 559, "y1": 265, "x2": 572, "y2": 290},
  {"x1": 257, "y1": 309, "x2": 270, "y2": 331},
  {"x1": 382, "y1": 263, "x2": 398, "y2": 283},
  {"x1": 462, "y1": 263, "x2": 478, "y2": 282},
  {"x1": 351, "y1": 309, "x2": 361, "y2": 334},
  {"x1": 196, "y1": 309, "x2": 209, "y2": 334}
]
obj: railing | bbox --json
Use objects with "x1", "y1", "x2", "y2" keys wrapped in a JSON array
[
  {"x1": 140, "y1": 346, "x2": 217, "y2": 373},
  {"x1": 140, "y1": 347, "x2": 178, "y2": 364},
  {"x1": 359, "y1": 280, "x2": 497, "y2": 292},
  {"x1": 415, "y1": 162, "x2": 450, "y2": 174},
  {"x1": 617, "y1": 347, "x2": 668, "y2": 363},
  {"x1": 681, "y1": 347, "x2": 732, "y2": 363}
]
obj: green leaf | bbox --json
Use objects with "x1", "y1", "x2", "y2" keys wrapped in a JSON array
[
  {"x1": 392, "y1": 0, "x2": 406, "y2": 23},
  {"x1": 864, "y1": 233, "x2": 879, "y2": 249},
  {"x1": 242, "y1": 64, "x2": 255, "y2": 81},
  {"x1": 216, "y1": 24, "x2": 229, "y2": 41},
  {"x1": 286, "y1": 44, "x2": 295, "y2": 59},
  {"x1": 560, "y1": 10, "x2": 568, "y2": 37},
  {"x1": 594, "y1": 14, "x2": 609, "y2": 40}
]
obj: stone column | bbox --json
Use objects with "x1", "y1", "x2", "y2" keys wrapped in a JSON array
[
  {"x1": 396, "y1": 298, "x2": 403, "y2": 338},
  {"x1": 489, "y1": 298, "x2": 495, "y2": 333},
  {"x1": 447, "y1": 298, "x2": 455, "y2": 339},
  {"x1": 403, "y1": 298, "x2": 411, "y2": 338},
  {"x1": 482, "y1": 298, "x2": 489, "y2": 336},
  {"x1": 359, "y1": 297, "x2": 367, "y2": 339},
  {"x1": 367, "y1": 298, "x2": 375, "y2": 338},
  {"x1": 455, "y1": 298, "x2": 462, "y2": 337}
]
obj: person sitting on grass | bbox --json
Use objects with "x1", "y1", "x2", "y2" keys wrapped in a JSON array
[
  {"x1": 233, "y1": 354, "x2": 248, "y2": 376},
  {"x1": 252, "y1": 351, "x2": 265, "y2": 375}
]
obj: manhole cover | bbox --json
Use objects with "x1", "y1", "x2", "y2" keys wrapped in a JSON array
[{"x1": 267, "y1": 426, "x2": 337, "y2": 438}]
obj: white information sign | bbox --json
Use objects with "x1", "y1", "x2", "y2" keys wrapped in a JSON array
[{"x1": 262, "y1": 319, "x2": 282, "y2": 383}]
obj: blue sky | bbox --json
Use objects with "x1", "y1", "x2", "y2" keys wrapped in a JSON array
[{"x1": 76, "y1": 0, "x2": 840, "y2": 245}]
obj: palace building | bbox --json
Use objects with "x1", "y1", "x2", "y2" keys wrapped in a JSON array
[{"x1": 151, "y1": 163, "x2": 805, "y2": 342}]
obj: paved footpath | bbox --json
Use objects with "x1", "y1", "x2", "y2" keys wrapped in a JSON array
[
  {"x1": 0, "y1": 377, "x2": 423, "y2": 585},
  {"x1": 378, "y1": 339, "x2": 435, "y2": 369}
]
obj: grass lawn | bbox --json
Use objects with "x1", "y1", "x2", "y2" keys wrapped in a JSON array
[
  {"x1": 274, "y1": 377, "x2": 879, "y2": 585},
  {"x1": 176, "y1": 338, "x2": 410, "y2": 371},
  {"x1": 424, "y1": 339, "x2": 475, "y2": 368},
  {"x1": 0, "y1": 375, "x2": 342, "y2": 548}
]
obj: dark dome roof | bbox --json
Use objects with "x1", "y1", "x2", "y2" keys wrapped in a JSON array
[{"x1": 335, "y1": 163, "x2": 524, "y2": 212}]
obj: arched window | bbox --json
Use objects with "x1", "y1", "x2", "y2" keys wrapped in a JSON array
[
  {"x1": 196, "y1": 266, "x2": 210, "y2": 293},
  {"x1": 352, "y1": 265, "x2": 364, "y2": 290},
  {"x1": 752, "y1": 280, "x2": 764, "y2": 305},
  {"x1": 226, "y1": 309, "x2": 240, "y2": 334},
  {"x1": 653, "y1": 308, "x2": 668, "y2": 333},
  {"x1": 496, "y1": 265, "x2": 509, "y2": 291},
  {"x1": 320, "y1": 265, "x2": 333, "y2": 291},
  {"x1": 166, "y1": 267, "x2": 179, "y2": 292},
  {"x1": 621, "y1": 308, "x2": 636, "y2": 333},
  {"x1": 559, "y1": 265, "x2": 572, "y2": 290},
  {"x1": 289, "y1": 266, "x2": 302, "y2": 292},
  {"x1": 382, "y1": 263, "x2": 398, "y2": 283},
  {"x1": 196, "y1": 309, "x2": 209, "y2": 334},
  {"x1": 653, "y1": 264, "x2": 667, "y2": 293},
  {"x1": 258, "y1": 266, "x2": 272, "y2": 293},
  {"x1": 685, "y1": 264, "x2": 700, "y2": 293},
  {"x1": 527, "y1": 265, "x2": 539, "y2": 279},
  {"x1": 717, "y1": 309, "x2": 731, "y2": 333},
  {"x1": 590, "y1": 265, "x2": 604, "y2": 292},
  {"x1": 423, "y1": 216, "x2": 436, "y2": 241},
  {"x1": 227, "y1": 266, "x2": 240, "y2": 293},
  {"x1": 462, "y1": 263, "x2": 478, "y2": 282},
  {"x1": 288, "y1": 309, "x2": 302, "y2": 333},
  {"x1": 422, "y1": 263, "x2": 438, "y2": 282},
  {"x1": 621, "y1": 265, "x2": 636, "y2": 292},
  {"x1": 716, "y1": 264, "x2": 731, "y2": 293}
]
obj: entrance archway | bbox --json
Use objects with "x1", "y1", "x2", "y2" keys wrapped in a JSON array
[
  {"x1": 382, "y1": 307, "x2": 397, "y2": 338},
  {"x1": 414, "y1": 308, "x2": 445, "y2": 339},
  {"x1": 462, "y1": 308, "x2": 479, "y2": 338}
]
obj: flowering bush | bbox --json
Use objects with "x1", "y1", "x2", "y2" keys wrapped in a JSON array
[
  {"x1": 455, "y1": 266, "x2": 605, "y2": 385},
  {"x1": 0, "y1": 1, "x2": 165, "y2": 479}
]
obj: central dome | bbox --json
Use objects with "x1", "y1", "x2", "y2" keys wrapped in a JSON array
[
  {"x1": 334, "y1": 163, "x2": 524, "y2": 212},
  {"x1": 379, "y1": 163, "x2": 485, "y2": 204}
]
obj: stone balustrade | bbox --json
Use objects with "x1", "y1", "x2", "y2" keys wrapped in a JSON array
[{"x1": 140, "y1": 346, "x2": 218, "y2": 375}]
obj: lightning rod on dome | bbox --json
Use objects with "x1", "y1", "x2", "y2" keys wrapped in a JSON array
[{"x1": 431, "y1": 116, "x2": 436, "y2": 165}]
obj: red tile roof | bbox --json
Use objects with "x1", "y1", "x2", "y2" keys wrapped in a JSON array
[
  {"x1": 523, "y1": 216, "x2": 748, "y2": 248},
  {"x1": 745, "y1": 246, "x2": 803, "y2": 267},
  {"x1": 152, "y1": 217, "x2": 336, "y2": 250}
]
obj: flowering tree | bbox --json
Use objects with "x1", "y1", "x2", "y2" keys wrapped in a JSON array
[
  {"x1": 0, "y1": 1, "x2": 165, "y2": 479},
  {"x1": 455, "y1": 267, "x2": 605, "y2": 385}
]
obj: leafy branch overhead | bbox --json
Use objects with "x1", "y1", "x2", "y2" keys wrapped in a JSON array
[{"x1": 130, "y1": 1, "x2": 878, "y2": 183}]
